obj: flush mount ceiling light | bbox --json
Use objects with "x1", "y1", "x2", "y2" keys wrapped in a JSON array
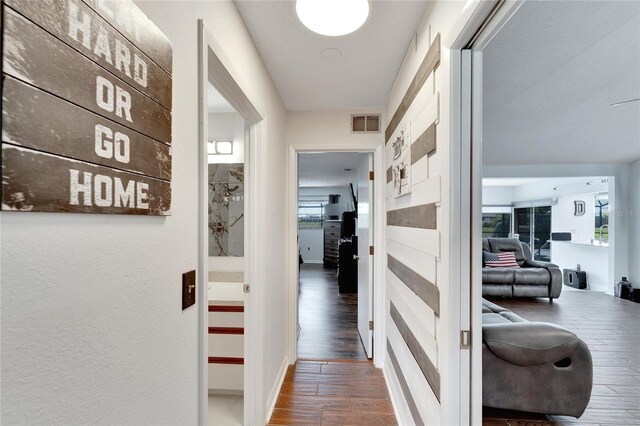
[{"x1": 296, "y1": 0, "x2": 369, "y2": 36}]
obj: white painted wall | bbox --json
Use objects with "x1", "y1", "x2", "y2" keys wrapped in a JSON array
[
  {"x1": 287, "y1": 110, "x2": 384, "y2": 147},
  {"x1": 0, "y1": 1, "x2": 287, "y2": 424},
  {"x1": 552, "y1": 192, "x2": 598, "y2": 245},
  {"x1": 298, "y1": 229, "x2": 323, "y2": 263},
  {"x1": 629, "y1": 159, "x2": 640, "y2": 287},
  {"x1": 552, "y1": 192, "x2": 609, "y2": 291},
  {"x1": 482, "y1": 186, "x2": 514, "y2": 205},
  {"x1": 552, "y1": 242, "x2": 609, "y2": 291},
  {"x1": 382, "y1": 1, "x2": 467, "y2": 425}
]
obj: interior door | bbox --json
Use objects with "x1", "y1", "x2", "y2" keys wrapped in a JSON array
[{"x1": 357, "y1": 154, "x2": 373, "y2": 358}]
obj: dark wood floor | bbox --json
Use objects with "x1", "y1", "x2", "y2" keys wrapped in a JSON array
[
  {"x1": 268, "y1": 360, "x2": 397, "y2": 425},
  {"x1": 298, "y1": 264, "x2": 368, "y2": 360},
  {"x1": 484, "y1": 288, "x2": 640, "y2": 426}
]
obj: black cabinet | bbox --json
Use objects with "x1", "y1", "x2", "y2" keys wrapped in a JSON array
[{"x1": 338, "y1": 237, "x2": 358, "y2": 293}]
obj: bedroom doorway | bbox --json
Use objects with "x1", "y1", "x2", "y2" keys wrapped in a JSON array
[
  {"x1": 296, "y1": 152, "x2": 371, "y2": 360},
  {"x1": 287, "y1": 143, "x2": 386, "y2": 367}
]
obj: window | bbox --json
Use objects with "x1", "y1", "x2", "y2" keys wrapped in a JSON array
[
  {"x1": 514, "y1": 206, "x2": 552, "y2": 262},
  {"x1": 482, "y1": 213, "x2": 511, "y2": 238},
  {"x1": 298, "y1": 201, "x2": 327, "y2": 229},
  {"x1": 595, "y1": 194, "x2": 609, "y2": 242}
]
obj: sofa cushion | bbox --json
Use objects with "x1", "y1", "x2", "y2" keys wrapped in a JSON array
[
  {"x1": 482, "y1": 299, "x2": 527, "y2": 322},
  {"x1": 513, "y1": 284, "x2": 550, "y2": 298},
  {"x1": 482, "y1": 268, "x2": 515, "y2": 285},
  {"x1": 483, "y1": 322, "x2": 579, "y2": 366},
  {"x1": 488, "y1": 238, "x2": 528, "y2": 266},
  {"x1": 514, "y1": 268, "x2": 550, "y2": 285}
]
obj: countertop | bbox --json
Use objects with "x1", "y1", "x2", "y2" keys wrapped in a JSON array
[{"x1": 208, "y1": 282, "x2": 244, "y2": 306}]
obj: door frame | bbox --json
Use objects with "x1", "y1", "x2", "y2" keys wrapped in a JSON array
[
  {"x1": 445, "y1": 0, "x2": 525, "y2": 423},
  {"x1": 198, "y1": 20, "x2": 263, "y2": 426},
  {"x1": 286, "y1": 142, "x2": 386, "y2": 367}
]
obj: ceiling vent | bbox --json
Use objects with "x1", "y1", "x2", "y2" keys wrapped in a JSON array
[{"x1": 351, "y1": 114, "x2": 381, "y2": 133}]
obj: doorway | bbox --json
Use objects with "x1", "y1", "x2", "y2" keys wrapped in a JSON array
[
  {"x1": 296, "y1": 152, "x2": 372, "y2": 360},
  {"x1": 452, "y1": 0, "x2": 640, "y2": 423},
  {"x1": 287, "y1": 143, "x2": 386, "y2": 367},
  {"x1": 198, "y1": 20, "x2": 263, "y2": 426}
]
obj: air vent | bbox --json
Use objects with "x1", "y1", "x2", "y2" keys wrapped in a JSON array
[{"x1": 351, "y1": 114, "x2": 381, "y2": 133}]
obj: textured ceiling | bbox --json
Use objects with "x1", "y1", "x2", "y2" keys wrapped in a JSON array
[
  {"x1": 298, "y1": 152, "x2": 367, "y2": 187},
  {"x1": 235, "y1": 0, "x2": 430, "y2": 110},
  {"x1": 483, "y1": 0, "x2": 640, "y2": 165}
]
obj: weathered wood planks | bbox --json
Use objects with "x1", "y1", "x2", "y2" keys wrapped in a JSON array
[
  {"x1": 5, "y1": 0, "x2": 172, "y2": 109},
  {"x1": 1, "y1": 0, "x2": 173, "y2": 215},
  {"x1": 2, "y1": 76, "x2": 171, "y2": 181},
  {"x1": 2, "y1": 145, "x2": 171, "y2": 215},
  {"x1": 385, "y1": 33, "x2": 440, "y2": 143}
]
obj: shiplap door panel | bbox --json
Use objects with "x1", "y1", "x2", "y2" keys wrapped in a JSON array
[
  {"x1": 387, "y1": 319, "x2": 441, "y2": 424},
  {"x1": 411, "y1": 92, "x2": 440, "y2": 145},
  {"x1": 387, "y1": 280, "x2": 437, "y2": 357},
  {"x1": 386, "y1": 239, "x2": 437, "y2": 285},
  {"x1": 412, "y1": 155, "x2": 430, "y2": 186},
  {"x1": 384, "y1": 347, "x2": 421, "y2": 426},
  {"x1": 387, "y1": 226, "x2": 440, "y2": 259},
  {"x1": 385, "y1": 175, "x2": 441, "y2": 212}
]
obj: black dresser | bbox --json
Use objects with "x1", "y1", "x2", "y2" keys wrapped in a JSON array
[{"x1": 338, "y1": 236, "x2": 358, "y2": 293}]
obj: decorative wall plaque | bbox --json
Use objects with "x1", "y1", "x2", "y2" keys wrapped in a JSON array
[
  {"x1": 574, "y1": 200, "x2": 586, "y2": 216},
  {"x1": 392, "y1": 129, "x2": 411, "y2": 197},
  {"x1": 2, "y1": 0, "x2": 173, "y2": 215}
]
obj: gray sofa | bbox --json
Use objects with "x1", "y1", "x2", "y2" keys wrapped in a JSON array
[
  {"x1": 482, "y1": 299, "x2": 592, "y2": 417},
  {"x1": 483, "y1": 238, "x2": 562, "y2": 301}
]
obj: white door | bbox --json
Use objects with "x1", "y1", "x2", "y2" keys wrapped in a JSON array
[{"x1": 357, "y1": 154, "x2": 374, "y2": 358}]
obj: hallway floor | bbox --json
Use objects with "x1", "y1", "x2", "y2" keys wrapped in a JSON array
[
  {"x1": 483, "y1": 288, "x2": 640, "y2": 426},
  {"x1": 298, "y1": 264, "x2": 367, "y2": 360},
  {"x1": 268, "y1": 360, "x2": 397, "y2": 425}
]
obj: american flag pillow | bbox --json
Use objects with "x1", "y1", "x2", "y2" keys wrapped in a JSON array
[{"x1": 483, "y1": 251, "x2": 520, "y2": 268}]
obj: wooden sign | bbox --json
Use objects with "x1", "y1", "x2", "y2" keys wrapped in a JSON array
[{"x1": 2, "y1": 0, "x2": 173, "y2": 215}]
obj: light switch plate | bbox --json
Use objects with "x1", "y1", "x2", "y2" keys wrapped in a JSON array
[{"x1": 182, "y1": 270, "x2": 196, "y2": 310}]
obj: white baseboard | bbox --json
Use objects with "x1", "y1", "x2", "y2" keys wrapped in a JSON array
[{"x1": 265, "y1": 356, "x2": 289, "y2": 423}]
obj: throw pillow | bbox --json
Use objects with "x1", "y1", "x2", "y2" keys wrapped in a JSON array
[{"x1": 483, "y1": 251, "x2": 520, "y2": 268}]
